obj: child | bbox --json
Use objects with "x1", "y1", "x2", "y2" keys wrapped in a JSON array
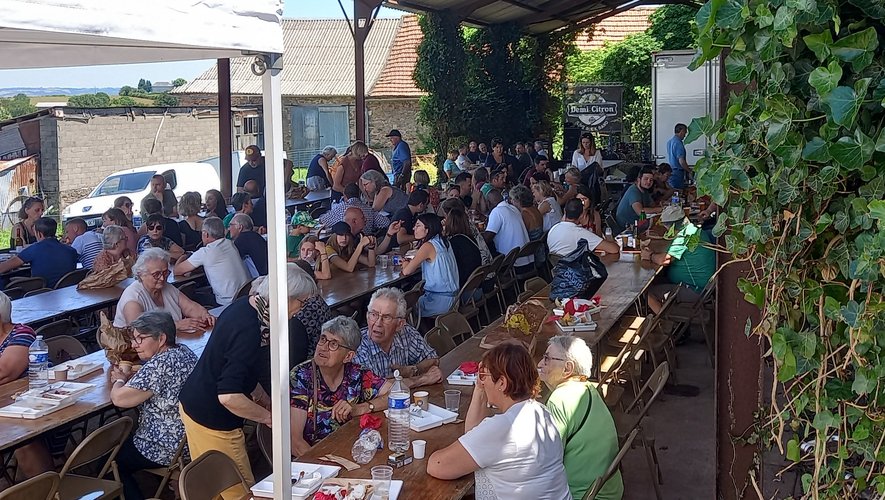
[
  {"x1": 412, "y1": 169, "x2": 440, "y2": 212},
  {"x1": 443, "y1": 149, "x2": 461, "y2": 180},
  {"x1": 286, "y1": 211, "x2": 318, "y2": 260}
]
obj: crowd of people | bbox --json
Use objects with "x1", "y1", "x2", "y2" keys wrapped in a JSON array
[{"x1": 0, "y1": 126, "x2": 720, "y2": 499}]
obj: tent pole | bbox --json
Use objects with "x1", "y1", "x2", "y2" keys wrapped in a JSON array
[
  {"x1": 218, "y1": 58, "x2": 233, "y2": 200},
  {"x1": 261, "y1": 52, "x2": 291, "y2": 500},
  {"x1": 353, "y1": 0, "x2": 379, "y2": 141}
]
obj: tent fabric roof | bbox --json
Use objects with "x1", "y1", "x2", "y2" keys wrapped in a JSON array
[
  {"x1": 0, "y1": 0, "x2": 284, "y2": 69},
  {"x1": 173, "y1": 18, "x2": 406, "y2": 97},
  {"x1": 575, "y1": 6, "x2": 656, "y2": 51},
  {"x1": 383, "y1": 0, "x2": 655, "y2": 35}
]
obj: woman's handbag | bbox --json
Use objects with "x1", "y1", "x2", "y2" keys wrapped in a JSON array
[{"x1": 549, "y1": 239, "x2": 608, "y2": 301}]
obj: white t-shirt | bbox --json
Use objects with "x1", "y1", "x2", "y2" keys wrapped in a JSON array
[
  {"x1": 113, "y1": 280, "x2": 184, "y2": 328},
  {"x1": 547, "y1": 221, "x2": 603, "y2": 256},
  {"x1": 186, "y1": 238, "x2": 250, "y2": 305},
  {"x1": 540, "y1": 197, "x2": 562, "y2": 232},
  {"x1": 456, "y1": 154, "x2": 470, "y2": 170},
  {"x1": 459, "y1": 400, "x2": 571, "y2": 500},
  {"x1": 572, "y1": 150, "x2": 603, "y2": 172},
  {"x1": 486, "y1": 201, "x2": 532, "y2": 267}
]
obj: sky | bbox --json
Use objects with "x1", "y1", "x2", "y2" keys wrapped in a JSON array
[{"x1": 0, "y1": 1, "x2": 403, "y2": 90}]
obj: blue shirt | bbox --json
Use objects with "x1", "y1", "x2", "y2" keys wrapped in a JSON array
[
  {"x1": 391, "y1": 140, "x2": 411, "y2": 176},
  {"x1": 667, "y1": 135, "x2": 687, "y2": 188},
  {"x1": 19, "y1": 238, "x2": 79, "y2": 287}
]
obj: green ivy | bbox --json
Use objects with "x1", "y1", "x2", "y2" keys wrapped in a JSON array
[{"x1": 691, "y1": 0, "x2": 885, "y2": 497}]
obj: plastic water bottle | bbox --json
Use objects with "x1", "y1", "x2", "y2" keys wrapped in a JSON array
[
  {"x1": 604, "y1": 227, "x2": 613, "y2": 240},
  {"x1": 671, "y1": 191, "x2": 681, "y2": 207},
  {"x1": 387, "y1": 370, "x2": 410, "y2": 453},
  {"x1": 28, "y1": 335, "x2": 49, "y2": 390}
]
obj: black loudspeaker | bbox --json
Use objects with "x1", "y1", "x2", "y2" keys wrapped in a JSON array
[{"x1": 563, "y1": 127, "x2": 581, "y2": 150}]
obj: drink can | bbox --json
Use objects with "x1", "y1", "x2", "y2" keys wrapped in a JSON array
[{"x1": 392, "y1": 255, "x2": 402, "y2": 267}]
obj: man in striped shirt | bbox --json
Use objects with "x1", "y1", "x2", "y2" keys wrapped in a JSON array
[{"x1": 64, "y1": 218, "x2": 103, "y2": 270}]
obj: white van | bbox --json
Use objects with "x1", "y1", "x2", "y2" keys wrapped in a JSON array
[{"x1": 62, "y1": 162, "x2": 220, "y2": 228}]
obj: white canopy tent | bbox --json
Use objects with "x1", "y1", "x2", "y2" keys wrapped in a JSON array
[{"x1": 1, "y1": 2, "x2": 294, "y2": 498}]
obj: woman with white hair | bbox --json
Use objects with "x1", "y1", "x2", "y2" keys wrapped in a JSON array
[
  {"x1": 360, "y1": 169, "x2": 409, "y2": 215},
  {"x1": 307, "y1": 146, "x2": 337, "y2": 191},
  {"x1": 537, "y1": 336, "x2": 622, "y2": 500},
  {"x1": 178, "y1": 264, "x2": 318, "y2": 498},
  {"x1": 289, "y1": 316, "x2": 392, "y2": 456},
  {"x1": 113, "y1": 248, "x2": 214, "y2": 333},
  {"x1": 92, "y1": 225, "x2": 133, "y2": 273}
]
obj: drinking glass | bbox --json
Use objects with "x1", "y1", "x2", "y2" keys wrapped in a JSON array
[
  {"x1": 371, "y1": 465, "x2": 393, "y2": 499},
  {"x1": 444, "y1": 389, "x2": 461, "y2": 413}
]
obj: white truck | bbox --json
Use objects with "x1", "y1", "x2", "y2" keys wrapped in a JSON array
[{"x1": 651, "y1": 50, "x2": 721, "y2": 172}]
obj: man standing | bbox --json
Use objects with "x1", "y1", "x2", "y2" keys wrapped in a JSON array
[
  {"x1": 237, "y1": 145, "x2": 266, "y2": 194},
  {"x1": 141, "y1": 174, "x2": 178, "y2": 218},
  {"x1": 547, "y1": 199, "x2": 620, "y2": 257},
  {"x1": 174, "y1": 217, "x2": 250, "y2": 306},
  {"x1": 667, "y1": 123, "x2": 690, "y2": 189},
  {"x1": 230, "y1": 213, "x2": 268, "y2": 277},
  {"x1": 387, "y1": 130, "x2": 412, "y2": 190},
  {"x1": 64, "y1": 218, "x2": 103, "y2": 270}
]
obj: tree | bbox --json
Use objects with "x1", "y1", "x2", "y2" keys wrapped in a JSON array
[
  {"x1": 0, "y1": 94, "x2": 37, "y2": 118},
  {"x1": 67, "y1": 92, "x2": 111, "y2": 107},
  {"x1": 119, "y1": 85, "x2": 135, "y2": 96},
  {"x1": 110, "y1": 96, "x2": 137, "y2": 106},
  {"x1": 172, "y1": 78, "x2": 187, "y2": 87},
  {"x1": 646, "y1": 5, "x2": 698, "y2": 51},
  {"x1": 153, "y1": 94, "x2": 178, "y2": 107},
  {"x1": 137, "y1": 79, "x2": 152, "y2": 92}
]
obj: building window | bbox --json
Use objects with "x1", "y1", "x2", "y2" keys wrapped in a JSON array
[{"x1": 242, "y1": 116, "x2": 262, "y2": 135}]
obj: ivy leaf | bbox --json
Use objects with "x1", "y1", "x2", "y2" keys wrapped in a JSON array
[
  {"x1": 851, "y1": 368, "x2": 877, "y2": 395},
  {"x1": 823, "y1": 296, "x2": 841, "y2": 319},
  {"x1": 822, "y1": 86, "x2": 861, "y2": 127},
  {"x1": 876, "y1": 128, "x2": 885, "y2": 153},
  {"x1": 834, "y1": 209, "x2": 850, "y2": 232},
  {"x1": 725, "y1": 52, "x2": 752, "y2": 83},
  {"x1": 848, "y1": 0, "x2": 885, "y2": 19},
  {"x1": 868, "y1": 200, "x2": 885, "y2": 220},
  {"x1": 812, "y1": 410, "x2": 840, "y2": 430},
  {"x1": 766, "y1": 115, "x2": 791, "y2": 148},
  {"x1": 777, "y1": 346, "x2": 797, "y2": 381},
  {"x1": 787, "y1": 439, "x2": 801, "y2": 462},
  {"x1": 831, "y1": 27, "x2": 879, "y2": 71},
  {"x1": 685, "y1": 115, "x2": 715, "y2": 144},
  {"x1": 695, "y1": 1, "x2": 714, "y2": 35},
  {"x1": 841, "y1": 300, "x2": 863, "y2": 327},
  {"x1": 715, "y1": 0, "x2": 745, "y2": 30},
  {"x1": 755, "y1": 3, "x2": 774, "y2": 27},
  {"x1": 829, "y1": 136, "x2": 868, "y2": 170},
  {"x1": 803, "y1": 31, "x2": 833, "y2": 61},
  {"x1": 802, "y1": 137, "x2": 831, "y2": 162},
  {"x1": 808, "y1": 61, "x2": 843, "y2": 96}
]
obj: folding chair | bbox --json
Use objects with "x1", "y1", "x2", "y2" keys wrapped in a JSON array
[
  {"x1": 6, "y1": 277, "x2": 45, "y2": 293},
  {"x1": 403, "y1": 288, "x2": 422, "y2": 328},
  {"x1": 513, "y1": 240, "x2": 544, "y2": 287},
  {"x1": 0, "y1": 471, "x2": 60, "y2": 500},
  {"x1": 35, "y1": 318, "x2": 74, "y2": 340},
  {"x1": 235, "y1": 280, "x2": 254, "y2": 299},
  {"x1": 481, "y1": 254, "x2": 505, "y2": 319},
  {"x1": 23, "y1": 288, "x2": 53, "y2": 297},
  {"x1": 143, "y1": 436, "x2": 188, "y2": 499},
  {"x1": 424, "y1": 326, "x2": 456, "y2": 357},
  {"x1": 448, "y1": 266, "x2": 488, "y2": 330},
  {"x1": 179, "y1": 450, "x2": 249, "y2": 500},
  {"x1": 45, "y1": 335, "x2": 87, "y2": 365},
  {"x1": 661, "y1": 279, "x2": 717, "y2": 365},
  {"x1": 495, "y1": 248, "x2": 520, "y2": 305},
  {"x1": 57, "y1": 416, "x2": 133, "y2": 500},
  {"x1": 581, "y1": 428, "x2": 639, "y2": 500},
  {"x1": 435, "y1": 311, "x2": 474, "y2": 346},
  {"x1": 55, "y1": 269, "x2": 90, "y2": 289},
  {"x1": 256, "y1": 422, "x2": 274, "y2": 464}
]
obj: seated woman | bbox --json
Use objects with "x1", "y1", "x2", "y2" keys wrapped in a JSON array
[
  {"x1": 114, "y1": 248, "x2": 215, "y2": 333},
  {"x1": 204, "y1": 189, "x2": 229, "y2": 220},
  {"x1": 177, "y1": 192, "x2": 204, "y2": 252},
  {"x1": 103, "y1": 207, "x2": 139, "y2": 256},
  {"x1": 360, "y1": 169, "x2": 409, "y2": 215},
  {"x1": 533, "y1": 181, "x2": 563, "y2": 232},
  {"x1": 442, "y1": 208, "x2": 482, "y2": 288},
  {"x1": 440, "y1": 198, "x2": 492, "y2": 267},
  {"x1": 137, "y1": 214, "x2": 185, "y2": 261},
  {"x1": 576, "y1": 185, "x2": 603, "y2": 236},
  {"x1": 0, "y1": 292, "x2": 53, "y2": 478},
  {"x1": 289, "y1": 316, "x2": 391, "y2": 456},
  {"x1": 113, "y1": 196, "x2": 135, "y2": 222},
  {"x1": 92, "y1": 225, "x2": 133, "y2": 273},
  {"x1": 401, "y1": 213, "x2": 459, "y2": 318},
  {"x1": 296, "y1": 235, "x2": 331, "y2": 280},
  {"x1": 412, "y1": 170, "x2": 440, "y2": 213},
  {"x1": 538, "y1": 336, "x2": 622, "y2": 500},
  {"x1": 110, "y1": 311, "x2": 198, "y2": 500},
  {"x1": 325, "y1": 221, "x2": 375, "y2": 274},
  {"x1": 10, "y1": 196, "x2": 43, "y2": 247},
  {"x1": 511, "y1": 184, "x2": 546, "y2": 268},
  {"x1": 427, "y1": 341, "x2": 571, "y2": 500}
]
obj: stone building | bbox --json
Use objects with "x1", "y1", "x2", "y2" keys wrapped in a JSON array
[{"x1": 172, "y1": 15, "x2": 426, "y2": 166}]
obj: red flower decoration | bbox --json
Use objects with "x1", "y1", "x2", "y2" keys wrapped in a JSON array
[
  {"x1": 360, "y1": 413, "x2": 382, "y2": 430},
  {"x1": 459, "y1": 361, "x2": 479, "y2": 375}
]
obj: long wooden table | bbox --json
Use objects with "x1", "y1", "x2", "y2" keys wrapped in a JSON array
[
  {"x1": 297, "y1": 256, "x2": 658, "y2": 499},
  {"x1": 319, "y1": 265, "x2": 414, "y2": 310}
]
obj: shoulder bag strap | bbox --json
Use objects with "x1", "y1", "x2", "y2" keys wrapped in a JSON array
[
  {"x1": 564, "y1": 384, "x2": 594, "y2": 446},
  {"x1": 312, "y1": 361, "x2": 320, "y2": 432}
]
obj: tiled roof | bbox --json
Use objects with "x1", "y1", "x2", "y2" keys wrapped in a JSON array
[
  {"x1": 172, "y1": 18, "x2": 401, "y2": 97},
  {"x1": 574, "y1": 6, "x2": 657, "y2": 52},
  {"x1": 369, "y1": 15, "x2": 424, "y2": 98}
]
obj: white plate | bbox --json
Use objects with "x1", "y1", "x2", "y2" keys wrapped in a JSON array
[
  {"x1": 556, "y1": 320, "x2": 597, "y2": 334},
  {"x1": 385, "y1": 403, "x2": 458, "y2": 432},
  {"x1": 17, "y1": 382, "x2": 94, "y2": 407},
  {"x1": 446, "y1": 369, "x2": 477, "y2": 386},
  {"x1": 315, "y1": 479, "x2": 403, "y2": 500},
  {"x1": 250, "y1": 462, "x2": 341, "y2": 499},
  {"x1": 0, "y1": 397, "x2": 76, "y2": 419}
]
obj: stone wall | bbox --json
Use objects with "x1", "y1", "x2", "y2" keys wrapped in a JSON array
[{"x1": 53, "y1": 108, "x2": 220, "y2": 207}]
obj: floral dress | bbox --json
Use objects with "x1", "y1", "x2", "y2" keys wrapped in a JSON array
[{"x1": 290, "y1": 361, "x2": 385, "y2": 445}]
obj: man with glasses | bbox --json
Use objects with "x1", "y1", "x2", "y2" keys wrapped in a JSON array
[{"x1": 354, "y1": 288, "x2": 442, "y2": 387}]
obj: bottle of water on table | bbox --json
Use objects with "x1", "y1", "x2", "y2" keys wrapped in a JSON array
[
  {"x1": 387, "y1": 370, "x2": 410, "y2": 453},
  {"x1": 29, "y1": 335, "x2": 49, "y2": 390}
]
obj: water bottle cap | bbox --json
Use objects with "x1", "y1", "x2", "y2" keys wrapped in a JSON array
[
  {"x1": 393, "y1": 369, "x2": 401, "y2": 380},
  {"x1": 35, "y1": 335, "x2": 43, "y2": 340}
]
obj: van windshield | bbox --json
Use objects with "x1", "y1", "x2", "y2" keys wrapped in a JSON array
[{"x1": 91, "y1": 171, "x2": 155, "y2": 197}]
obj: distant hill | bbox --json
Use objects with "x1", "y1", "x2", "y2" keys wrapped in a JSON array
[{"x1": 0, "y1": 87, "x2": 119, "y2": 98}]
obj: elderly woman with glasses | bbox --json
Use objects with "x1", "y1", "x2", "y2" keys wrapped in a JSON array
[
  {"x1": 289, "y1": 316, "x2": 392, "y2": 456},
  {"x1": 110, "y1": 311, "x2": 198, "y2": 500},
  {"x1": 359, "y1": 169, "x2": 409, "y2": 215},
  {"x1": 137, "y1": 213, "x2": 185, "y2": 261},
  {"x1": 91, "y1": 225, "x2": 133, "y2": 273},
  {"x1": 113, "y1": 248, "x2": 214, "y2": 333},
  {"x1": 537, "y1": 336, "x2": 622, "y2": 500},
  {"x1": 428, "y1": 341, "x2": 571, "y2": 500}
]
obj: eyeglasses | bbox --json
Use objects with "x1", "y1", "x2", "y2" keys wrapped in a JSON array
[
  {"x1": 541, "y1": 353, "x2": 568, "y2": 363},
  {"x1": 147, "y1": 224, "x2": 162, "y2": 231},
  {"x1": 478, "y1": 371, "x2": 491, "y2": 380},
  {"x1": 317, "y1": 335, "x2": 352, "y2": 352},
  {"x1": 146, "y1": 269, "x2": 170, "y2": 280},
  {"x1": 132, "y1": 334, "x2": 154, "y2": 346},
  {"x1": 367, "y1": 310, "x2": 402, "y2": 325}
]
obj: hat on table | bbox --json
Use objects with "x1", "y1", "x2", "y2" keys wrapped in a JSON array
[
  {"x1": 661, "y1": 205, "x2": 685, "y2": 223},
  {"x1": 385, "y1": 129, "x2": 402, "y2": 138},
  {"x1": 245, "y1": 145, "x2": 261, "y2": 161},
  {"x1": 290, "y1": 211, "x2": 318, "y2": 228},
  {"x1": 330, "y1": 221, "x2": 353, "y2": 235}
]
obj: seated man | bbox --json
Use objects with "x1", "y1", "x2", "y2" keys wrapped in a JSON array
[
  {"x1": 547, "y1": 199, "x2": 620, "y2": 257},
  {"x1": 392, "y1": 190, "x2": 429, "y2": 248},
  {"x1": 230, "y1": 213, "x2": 268, "y2": 277},
  {"x1": 64, "y1": 217, "x2": 103, "y2": 270},
  {"x1": 614, "y1": 166, "x2": 661, "y2": 234},
  {"x1": 521, "y1": 154, "x2": 551, "y2": 187},
  {"x1": 641, "y1": 206, "x2": 716, "y2": 314},
  {"x1": 0, "y1": 217, "x2": 78, "y2": 287},
  {"x1": 244, "y1": 179, "x2": 267, "y2": 229},
  {"x1": 174, "y1": 216, "x2": 251, "y2": 306},
  {"x1": 319, "y1": 183, "x2": 390, "y2": 233},
  {"x1": 343, "y1": 207, "x2": 399, "y2": 255},
  {"x1": 355, "y1": 288, "x2": 442, "y2": 387},
  {"x1": 481, "y1": 167, "x2": 508, "y2": 198},
  {"x1": 141, "y1": 197, "x2": 183, "y2": 247},
  {"x1": 483, "y1": 189, "x2": 532, "y2": 272},
  {"x1": 538, "y1": 336, "x2": 622, "y2": 500},
  {"x1": 453, "y1": 172, "x2": 479, "y2": 212},
  {"x1": 652, "y1": 163, "x2": 674, "y2": 203}
]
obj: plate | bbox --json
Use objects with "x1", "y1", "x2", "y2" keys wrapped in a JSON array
[
  {"x1": 384, "y1": 403, "x2": 458, "y2": 432},
  {"x1": 314, "y1": 478, "x2": 403, "y2": 500},
  {"x1": 50, "y1": 361, "x2": 103, "y2": 380},
  {"x1": 251, "y1": 462, "x2": 341, "y2": 499},
  {"x1": 556, "y1": 319, "x2": 597, "y2": 333},
  {"x1": 0, "y1": 396, "x2": 77, "y2": 419},
  {"x1": 446, "y1": 369, "x2": 477, "y2": 386}
]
